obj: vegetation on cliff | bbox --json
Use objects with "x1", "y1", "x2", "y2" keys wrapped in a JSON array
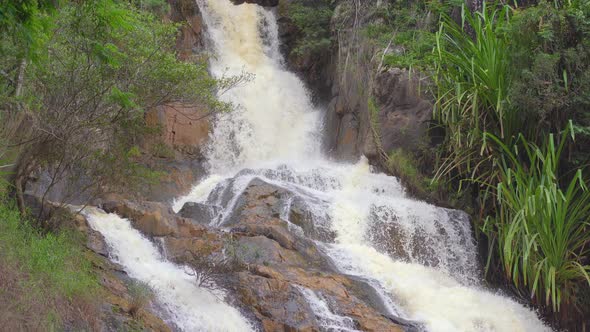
[
  {"x1": 290, "y1": 0, "x2": 589, "y2": 328},
  {"x1": 360, "y1": 0, "x2": 590, "y2": 328},
  {"x1": 1, "y1": 0, "x2": 228, "y2": 212},
  {"x1": 0, "y1": 0, "x2": 226, "y2": 328}
]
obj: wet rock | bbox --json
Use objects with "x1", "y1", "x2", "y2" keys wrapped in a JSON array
[
  {"x1": 232, "y1": 218, "x2": 297, "y2": 250},
  {"x1": 373, "y1": 68, "x2": 432, "y2": 155},
  {"x1": 101, "y1": 200, "x2": 209, "y2": 239},
  {"x1": 102, "y1": 200, "x2": 177, "y2": 237},
  {"x1": 245, "y1": 265, "x2": 404, "y2": 332},
  {"x1": 288, "y1": 196, "x2": 336, "y2": 243},
  {"x1": 87, "y1": 229, "x2": 109, "y2": 257},
  {"x1": 235, "y1": 236, "x2": 307, "y2": 267},
  {"x1": 237, "y1": 272, "x2": 317, "y2": 331},
  {"x1": 231, "y1": 0, "x2": 279, "y2": 6},
  {"x1": 161, "y1": 232, "x2": 225, "y2": 262},
  {"x1": 72, "y1": 213, "x2": 171, "y2": 332},
  {"x1": 225, "y1": 178, "x2": 291, "y2": 225},
  {"x1": 178, "y1": 202, "x2": 219, "y2": 224}
]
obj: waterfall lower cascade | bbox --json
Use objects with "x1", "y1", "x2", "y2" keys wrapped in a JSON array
[{"x1": 87, "y1": 0, "x2": 551, "y2": 331}]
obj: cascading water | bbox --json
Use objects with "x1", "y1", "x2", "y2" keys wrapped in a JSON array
[
  {"x1": 83, "y1": 0, "x2": 553, "y2": 330},
  {"x1": 84, "y1": 208, "x2": 255, "y2": 331},
  {"x1": 170, "y1": 0, "x2": 553, "y2": 331}
]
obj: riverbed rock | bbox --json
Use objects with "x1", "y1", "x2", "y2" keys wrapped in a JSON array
[
  {"x1": 225, "y1": 177, "x2": 290, "y2": 225},
  {"x1": 178, "y1": 202, "x2": 219, "y2": 224},
  {"x1": 101, "y1": 200, "x2": 211, "y2": 239},
  {"x1": 97, "y1": 177, "x2": 409, "y2": 332}
]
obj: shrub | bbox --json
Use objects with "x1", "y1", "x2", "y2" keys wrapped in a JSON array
[
  {"x1": 287, "y1": 1, "x2": 333, "y2": 56},
  {"x1": 433, "y1": 3, "x2": 515, "y2": 187},
  {"x1": 483, "y1": 123, "x2": 590, "y2": 314},
  {"x1": 127, "y1": 280, "x2": 154, "y2": 317}
]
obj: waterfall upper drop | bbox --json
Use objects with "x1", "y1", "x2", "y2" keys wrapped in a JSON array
[{"x1": 200, "y1": 0, "x2": 322, "y2": 172}]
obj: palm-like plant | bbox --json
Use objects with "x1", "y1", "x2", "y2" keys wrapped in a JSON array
[
  {"x1": 484, "y1": 122, "x2": 590, "y2": 313},
  {"x1": 433, "y1": 3, "x2": 516, "y2": 186}
]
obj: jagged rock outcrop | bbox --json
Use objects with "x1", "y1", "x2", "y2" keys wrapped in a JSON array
[
  {"x1": 275, "y1": 0, "x2": 434, "y2": 171},
  {"x1": 145, "y1": 102, "x2": 210, "y2": 157},
  {"x1": 104, "y1": 178, "x2": 416, "y2": 331},
  {"x1": 371, "y1": 68, "x2": 432, "y2": 155},
  {"x1": 168, "y1": 0, "x2": 205, "y2": 60}
]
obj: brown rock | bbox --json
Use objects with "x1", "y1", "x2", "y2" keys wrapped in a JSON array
[
  {"x1": 102, "y1": 200, "x2": 177, "y2": 237},
  {"x1": 237, "y1": 272, "x2": 317, "y2": 331},
  {"x1": 373, "y1": 68, "x2": 432, "y2": 155},
  {"x1": 145, "y1": 102, "x2": 210, "y2": 157}
]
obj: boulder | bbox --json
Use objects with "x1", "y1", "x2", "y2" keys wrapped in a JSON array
[
  {"x1": 237, "y1": 272, "x2": 317, "y2": 331},
  {"x1": 373, "y1": 68, "x2": 432, "y2": 155},
  {"x1": 225, "y1": 178, "x2": 290, "y2": 225},
  {"x1": 102, "y1": 200, "x2": 177, "y2": 237},
  {"x1": 178, "y1": 202, "x2": 219, "y2": 224},
  {"x1": 101, "y1": 200, "x2": 209, "y2": 239},
  {"x1": 288, "y1": 196, "x2": 336, "y2": 242},
  {"x1": 145, "y1": 102, "x2": 210, "y2": 157}
]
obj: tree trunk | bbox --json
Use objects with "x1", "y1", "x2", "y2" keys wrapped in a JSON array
[
  {"x1": 13, "y1": 153, "x2": 36, "y2": 215},
  {"x1": 15, "y1": 58, "x2": 27, "y2": 98}
]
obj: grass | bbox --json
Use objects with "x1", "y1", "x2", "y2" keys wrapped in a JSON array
[
  {"x1": 0, "y1": 194, "x2": 100, "y2": 330},
  {"x1": 127, "y1": 280, "x2": 155, "y2": 317},
  {"x1": 433, "y1": 3, "x2": 515, "y2": 187},
  {"x1": 483, "y1": 123, "x2": 590, "y2": 314}
]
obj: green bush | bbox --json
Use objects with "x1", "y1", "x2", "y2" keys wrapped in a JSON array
[
  {"x1": 433, "y1": 3, "x2": 515, "y2": 186},
  {"x1": 288, "y1": 1, "x2": 333, "y2": 56},
  {"x1": 509, "y1": 1, "x2": 590, "y2": 167},
  {"x1": 483, "y1": 124, "x2": 590, "y2": 314}
]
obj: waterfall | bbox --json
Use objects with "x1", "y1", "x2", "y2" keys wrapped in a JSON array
[
  {"x1": 172, "y1": 1, "x2": 553, "y2": 331},
  {"x1": 84, "y1": 208, "x2": 254, "y2": 331},
  {"x1": 81, "y1": 0, "x2": 553, "y2": 330}
]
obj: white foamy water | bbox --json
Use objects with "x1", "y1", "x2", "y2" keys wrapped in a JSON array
[
  {"x1": 199, "y1": 0, "x2": 322, "y2": 172},
  {"x1": 295, "y1": 285, "x2": 359, "y2": 332},
  {"x1": 84, "y1": 208, "x2": 254, "y2": 332},
  {"x1": 176, "y1": 0, "x2": 551, "y2": 331}
]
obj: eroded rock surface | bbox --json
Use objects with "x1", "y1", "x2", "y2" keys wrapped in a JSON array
[{"x1": 104, "y1": 176, "x2": 411, "y2": 331}]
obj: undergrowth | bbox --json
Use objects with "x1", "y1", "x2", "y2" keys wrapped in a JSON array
[{"x1": 0, "y1": 194, "x2": 100, "y2": 330}]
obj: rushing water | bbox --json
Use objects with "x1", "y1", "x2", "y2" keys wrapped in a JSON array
[
  {"x1": 88, "y1": 0, "x2": 552, "y2": 331},
  {"x1": 84, "y1": 208, "x2": 255, "y2": 331}
]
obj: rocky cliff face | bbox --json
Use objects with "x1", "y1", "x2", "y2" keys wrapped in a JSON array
[{"x1": 277, "y1": 0, "x2": 434, "y2": 170}]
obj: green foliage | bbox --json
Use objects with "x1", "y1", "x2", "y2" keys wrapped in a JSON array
[
  {"x1": 288, "y1": 1, "x2": 333, "y2": 56},
  {"x1": 0, "y1": 200, "x2": 98, "y2": 298},
  {"x1": 508, "y1": 0, "x2": 590, "y2": 166},
  {"x1": 433, "y1": 3, "x2": 514, "y2": 186},
  {"x1": 1, "y1": 0, "x2": 229, "y2": 202},
  {"x1": 0, "y1": 193, "x2": 99, "y2": 327},
  {"x1": 361, "y1": 1, "x2": 438, "y2": 70},
  {"x1": 483, "y1": 124, "x2": 590, "y2": 313},
  {"x1": 387, "y1": 148, "x2": 438, "y2": 195},
  {"x1": 382, "y1": 30, "x2": 437, "y2": 70}
]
